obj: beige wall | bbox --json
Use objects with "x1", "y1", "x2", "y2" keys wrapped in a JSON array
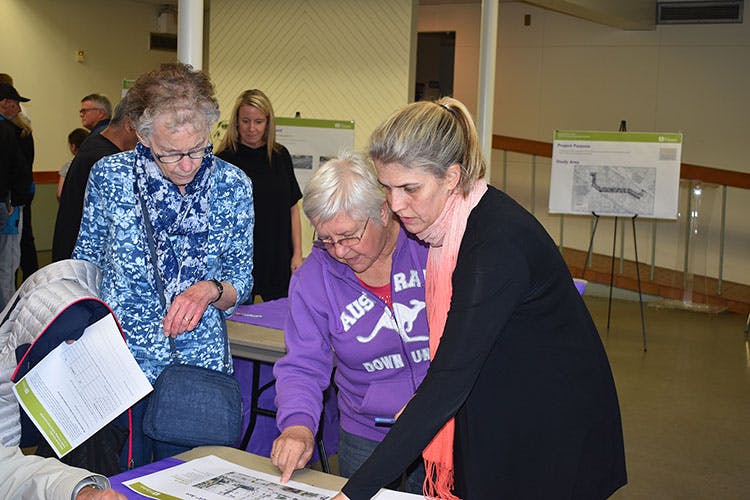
[
  {"x1": 209, "y1": 0, "x2": 417, "y2": 151},
  {"x1": 1, "y1": 0, "x2": 178, "y2": 173},
  {"x1": 209, "y1": 0, "x2": 417, "y2": 252},
  {"x1": 1, "y1": 0, "x2": 177, "y2": 250},
  {"x1": 418, "y1": 1, "x2": 750, "y2": 286}
]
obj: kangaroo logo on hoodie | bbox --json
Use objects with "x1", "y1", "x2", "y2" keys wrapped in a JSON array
[{"x1": 356, "y1": 299, "x2": 427, "y2": 343}]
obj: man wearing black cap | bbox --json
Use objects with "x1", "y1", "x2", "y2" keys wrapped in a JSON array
[{"x1": 0, "y1": 82, "x2": 32, "y2": 310}]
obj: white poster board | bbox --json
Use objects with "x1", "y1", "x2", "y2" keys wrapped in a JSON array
[
  {"x1": 549, "y1": 130, "x2": 682, "y2": 219},
  {"x1": 275, "y1": 117, "x2": 355, "y2": 190}
]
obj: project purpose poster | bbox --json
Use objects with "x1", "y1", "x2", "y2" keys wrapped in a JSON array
[
  {"x1": 275, "y1": 117, "x2": 355, "y2": 190},
  {"x1": 549, "y1": 130, "x2": 682, "y2": 219}
]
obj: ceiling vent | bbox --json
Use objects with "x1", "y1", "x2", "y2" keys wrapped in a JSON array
[
  {"x1": 149, "y1": 32, "x2": 177, "y2": 52},
  {"x1": 657, "y1": 1, "x2": 743, "y2": 24}
]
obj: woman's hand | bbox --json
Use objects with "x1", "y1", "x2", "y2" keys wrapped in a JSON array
[
  {"x1": 330, "y1": 493, "x2": 350, "y2": 500},
  {"x1": 76, "y1": 487, "x2": 126, "y2": 500},
  {"x1": 270, "y1": 425, "x2": 315, "y2": 483},
  {"x1": 290, "y1": 203, "x2": 302, "y2": 273},
  {"x1": 394, "y1": 398, "x2": 411, "y2": 421},
  {"x1": 162, "y1": 280, "x2": 219, "y2": 337},
  {"x1": 290, "y1": 253, "x2": 303, "y2": 273}
]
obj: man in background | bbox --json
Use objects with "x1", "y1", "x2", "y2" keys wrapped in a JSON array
[
  {"x1": 0, "y1": 74, "x2": 37, "y2": 283},
  {"x1": 0, "y1": 82, "x2": 32, "y2": 309},
  {"x1": 53, "y1": 95, "x2": 137, "y2": 261},
  {"x1": 79, "y1": 93, "x2": 111, "y2": 135}
]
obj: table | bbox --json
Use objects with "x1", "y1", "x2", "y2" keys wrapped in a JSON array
[
  {"x1": 226, "y1": 318, "x2": 337, "y2": 469},
  {"x1": 226, "y1": 319, "x2": 285, "y2": 456},
  {"x1": 109, "y1": 445, "x2": 345, "y2": 498},
  {"x1": 227, "y1": 319, "x2": 285, "y2": 451},
  {"x1": 227, "y1": 319, "x2": 285, "y2": 364}
]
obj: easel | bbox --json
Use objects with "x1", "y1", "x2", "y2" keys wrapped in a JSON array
[{"x1": 581, "y1": 120, "x2": 648, "y2": 351}]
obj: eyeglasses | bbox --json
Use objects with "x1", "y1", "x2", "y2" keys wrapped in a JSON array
[
  {"x1": 313, "y1": 218, "x2": 369, "y2": 250},
  {"x1": 79, "y1": 108, "x2": 101, "y2": 115},
  {"x1": 152, "y1": 144, "x2": 211, "y2": 164}
]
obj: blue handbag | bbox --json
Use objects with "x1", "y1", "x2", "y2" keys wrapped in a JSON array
[{"x1": 142, "y1": 332, "x2": 243, "y2": 447}]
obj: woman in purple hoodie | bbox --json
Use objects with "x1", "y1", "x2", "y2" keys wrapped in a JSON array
[{"x1": 271, "y1": 152, "x2": 429, "y2": 494}]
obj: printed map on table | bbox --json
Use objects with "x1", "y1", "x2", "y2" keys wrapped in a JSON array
[
  {"x1": 192, "y1": 470, "x2": 330, "y2": 499},
  {"x1": 124, "y1": 455, "x2": 335, "y2": 499}
]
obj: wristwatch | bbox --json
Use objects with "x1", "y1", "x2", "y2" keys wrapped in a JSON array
[
  {"x1": 71, "y1": 474, "x2": 110, "y2": 499},
  {"x1": 209, "y1": 278, "x2": 224, "y2": 304}
]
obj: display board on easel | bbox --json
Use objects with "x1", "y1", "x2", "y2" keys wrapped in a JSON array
[
  {"x1": 549, "y1": 130, "x2": 682, "y2": 219},
  {"x1": 275, "y1": 117, "x2": 355, "y2": 190},
  {"x1": 549, "y1": 128, "x2": 682, "y2": 351}
]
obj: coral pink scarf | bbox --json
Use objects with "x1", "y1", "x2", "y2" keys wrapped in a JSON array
[{"x1": 417, "y1": 178, "x2": 487, "y2": 499}]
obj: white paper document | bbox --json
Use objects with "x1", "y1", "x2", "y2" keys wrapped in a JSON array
[
  {"x1": 549, "y1": 130, "x2": 682, "y2": 219},
  {"x1": 124, "y1": 455, "x2": 422, "y2": 500},
  {"x1": 12, "y1": 313, "x2": 152, "y2": 457}
]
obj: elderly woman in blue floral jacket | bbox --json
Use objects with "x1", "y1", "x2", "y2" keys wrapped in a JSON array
[{"x1": 73, "y1": 63, "x2": 254, "y2": 468}]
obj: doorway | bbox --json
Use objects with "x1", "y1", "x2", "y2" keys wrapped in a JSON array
[{"x1": 415, "y1": 31, "x2": 455, "y2": 101}]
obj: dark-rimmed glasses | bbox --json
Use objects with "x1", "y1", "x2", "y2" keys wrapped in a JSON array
[
  {"x1": 313, "y1": 218, "x2": 369, "y2": 250},
  {"x1": 153, "y1": 144, "x2": 211, "y2": 164}
]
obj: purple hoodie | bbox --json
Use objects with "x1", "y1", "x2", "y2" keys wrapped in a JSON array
[{"x1": 274, "y1": 227, "x2": 430, "y2": 442}]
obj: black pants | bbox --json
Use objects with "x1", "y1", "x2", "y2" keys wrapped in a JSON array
[{"x1": 20, "y1": 202, "x2": 38, "y2": 281}]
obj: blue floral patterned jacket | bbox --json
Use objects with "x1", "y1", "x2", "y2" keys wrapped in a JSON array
[{"x1": 73, "y1": 150, "x2": 254, "y2": 382}]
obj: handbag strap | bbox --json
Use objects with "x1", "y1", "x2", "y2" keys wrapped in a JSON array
[{"x1": 134, "y1": 177, "x2": 231, "y2": 368}]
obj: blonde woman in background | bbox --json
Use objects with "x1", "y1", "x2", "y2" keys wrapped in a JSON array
[{"x1": 216, "y1": 89, "x2": 302, "y2": 302}]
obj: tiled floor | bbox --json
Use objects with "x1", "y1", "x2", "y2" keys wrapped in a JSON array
[{"x1": 585, "y1": 296, "x2": 750, "y2": 499}]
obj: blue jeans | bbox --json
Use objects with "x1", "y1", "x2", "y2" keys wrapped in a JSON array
[
  {"x1": 338, "y1": 428, "x2": 426, "y2": 495},
  {"x1": 0, "y1": 206, "x2": 22, "y2": 311}
]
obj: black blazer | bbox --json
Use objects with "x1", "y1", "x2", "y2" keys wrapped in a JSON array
[{"x1": 343, "y1": 186, "x2": 626, "y2": 499}]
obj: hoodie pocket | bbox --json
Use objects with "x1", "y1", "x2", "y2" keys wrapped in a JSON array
[{"x1": 358, "y1": 378, "x2": 413, "y2": 418}]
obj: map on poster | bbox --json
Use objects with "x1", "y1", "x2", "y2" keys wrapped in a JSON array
[
  {"x1": 276, "y1": 117, "x2": 355, "y2": 190},
  {"x1": 549, "y1": 130, "x2": 682, "y2": 219}
]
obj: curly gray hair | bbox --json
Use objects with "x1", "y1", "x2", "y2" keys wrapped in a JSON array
[{"x1": 126, "y1": 63, "x2": 219, "y2": 141}]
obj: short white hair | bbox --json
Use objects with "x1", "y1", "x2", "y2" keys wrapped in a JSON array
[{"x1": 303, "y1": 151, "x2": 387, "y2": 225}]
